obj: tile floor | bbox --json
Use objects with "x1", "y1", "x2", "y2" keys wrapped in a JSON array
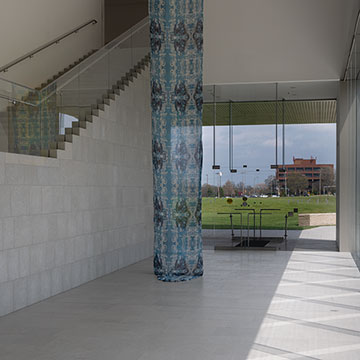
[{"x1": 0, "y1": 246, "x2": 359, "y2": 359}]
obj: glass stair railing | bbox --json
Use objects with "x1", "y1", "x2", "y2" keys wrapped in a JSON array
[{"x1": 0, "y1": 17, "x2": 149, "y2": 156}]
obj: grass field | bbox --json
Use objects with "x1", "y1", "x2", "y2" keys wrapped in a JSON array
[{"x1": 202, "y1": 195, "x2": 336, "y2": 230}]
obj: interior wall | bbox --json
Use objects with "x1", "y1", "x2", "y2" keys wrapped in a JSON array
[
  {"x1": 337, "y1": 81, "x2": 356, "y2": 252},
  {"x1": 0, "y1": 67, "x2": 153, "y2": 317},
  {"x1": 105, "y1": 0, "x2": 148, "y2": 43},
  {"x1": 0, "y1": 0, "x2": 104, "y2": 88}
]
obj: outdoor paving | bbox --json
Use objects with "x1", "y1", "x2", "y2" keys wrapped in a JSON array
[{"x1": 203, "y1": 226, "x2": 337, "y2": 251}]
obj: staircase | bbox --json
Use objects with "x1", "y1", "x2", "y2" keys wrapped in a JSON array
[
  {"x1": 2, "y1": 17, "x2": 149, "y2": 158},
  {"x1": 35, "y1": 50, "x2": 98, "y2": 90},
  {"x1": 42, "y1": 53, "x2": 150, "y2": 158}
]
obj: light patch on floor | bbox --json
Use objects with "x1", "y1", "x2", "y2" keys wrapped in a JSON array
[{"x1": 0, "y1": 248, "x2": 359, "y2": 360}]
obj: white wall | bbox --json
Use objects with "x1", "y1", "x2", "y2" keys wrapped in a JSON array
[
  {"x1": 0, "y1": 0, "x2": 104, "y2": 88},
  {"x1": 204, "y1": 0, "x2": 359, "y2": 84},
  {"x1": 337, "y1": 81, "x2": 356, "y2": 251},
  {"x1": 0, "y1": 68, "x2": 153, "y2": 317}
]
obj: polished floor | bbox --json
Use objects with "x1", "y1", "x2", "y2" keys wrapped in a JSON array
[{"x1": 0, "y1": 247, "x2": 360, "y2": 359}]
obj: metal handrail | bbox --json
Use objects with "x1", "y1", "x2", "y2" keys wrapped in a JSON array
[
  {"x1": 0, "y1": 16, "x2": 148, "y2": 107},
  {"x1": 0, "y1": 94, "x2": 37, "y2": 107},
  {"x1": 37, "y1": 17, "x2": 149, "y2": 105},
  {"x1": 0, "y1": 19, "x2": 98, "y2": 73}
]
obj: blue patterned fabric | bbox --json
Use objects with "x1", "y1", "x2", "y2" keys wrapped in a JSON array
[{"x1": 149, "y1": 0, "x2": 204, "y2": 281}]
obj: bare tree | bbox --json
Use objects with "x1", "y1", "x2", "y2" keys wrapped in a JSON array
[
  {"x1": 264, "y1": 175, "x2": 277, "y2": 194},
  {"x1": 223, "y1": 180, "x2": 235, "y2": 197},
  {"x1": 254, "y1": 183, "x2": 268, "y2": 195},
  {"x1": 234, "y1": 182, "x2": 245, "y2": 196},
  {"x1": 201, "y1": 184, "x2": 217, "y2": 197},
  {"x1": 319, "y1": 167, "x2": 335, "y2": 194}
]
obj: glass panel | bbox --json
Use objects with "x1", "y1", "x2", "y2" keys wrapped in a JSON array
[
  {"x1": 79, "y1": 51, "x2": 110, "y2": 120},
  {"x1": 7, "y1": 100, "x2": 43, "y2": 155},
  {"x1": 56, "y1": 65, "x2": 81, "y2": 134},
  {"x1": 355, "y1": 33, "x2": 360, "y2": 260},
  {"x1": 132, "y1": 23, "x2": 150, "y2": 66},
  {"x1": 0, "y1": 17, "x2": 150, "y2": 156},
  {"x1": 109, "y1": 37, "x2": 132, "y2": 89},
  {"x1": 0, "y1": 97, "x2": 10, "y2": 153}
]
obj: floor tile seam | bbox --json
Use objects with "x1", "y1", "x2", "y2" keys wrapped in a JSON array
[
  {"x1": 284, "y1": 266, "x2": 359, "y2": 274},
  {"x1": 289, "y1": 259, "x2": 356, "y2": 268},
  {"x1": 289, "y1": 254, "x2": 353, "y2": 261},
  {"x1": 252, "y1": 343, "x2": 321, "y2": 360},
  {"x1": 279, "y1": 282, "x2": 360, "y2": 294},
  {"x1": 280, "y1": 278, "x2": 360, "y2": 290},
  {"x1": 271, "y1": 290, "x2": 360, "y2": 304},
  {"x1": 267, "y1": 313, "x2": 360, "y2": 338},
  {"x1": 262, "y1": 312, "x2": 360, "y2": 329},
  {"x1": 273, "y1": 293, "x2": 360, "y2": 311},
  {"x1": 250, "y1": 342, "x2": 360, "y2": 360},
  {"x1": 284, "y1": 268, "x2": 360, "y2": 279}
]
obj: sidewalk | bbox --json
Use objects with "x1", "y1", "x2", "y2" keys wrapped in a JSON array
[{"x1": 203, "y1": 226, "x2": 337, "y2": 251}]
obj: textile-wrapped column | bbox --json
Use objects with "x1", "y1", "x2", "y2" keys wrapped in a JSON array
[{"x1": 150, "y1": 0, "x2": 204, "y2": 281}]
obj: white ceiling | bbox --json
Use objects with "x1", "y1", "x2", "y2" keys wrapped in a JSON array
[{"x1": 203, "y1": 0, "x2": 359, "y2": 85}]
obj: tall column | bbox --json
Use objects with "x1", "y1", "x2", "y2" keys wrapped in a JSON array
[{"x1": 150, "y1": 0, "x2": 204, "y2": 281}]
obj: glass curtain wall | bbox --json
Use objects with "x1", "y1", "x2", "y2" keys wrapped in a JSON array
[
  {"x1": 343, "y1": 30, "x2": 360, "y2": 262},
  {"x1": 350, "y1": 35, "x2": 360, "y2": 261},
  {"x1": 202, "y1": 81, "x2": 337, "y2": 245}
]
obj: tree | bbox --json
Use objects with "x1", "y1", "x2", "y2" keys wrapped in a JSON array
[
  {"x1": 320, "y1": 167, "x2": 335, "y2": 194},
  {"x1": 287, "y1": 172, "x2": 308, "y2": 195},
  {"x1": 264, "y1": 175, "x2": 277, "y2": 194},
  {"x1": 254, "y1": 183, "x2": 268, "y2": 195},
  {"x1": 234, "y1": 182, "x2": 245, "y2": 196},
  {"x1": 219, "y1": 187, "x2": 224, "y2": 197},
  {"x1": 222, "y1": 180, "x2": 235, "y2": 197},
  {"x1": 245, "y1": 185, "x2": 253, "y2": 195},
  {"x1": 201, "y1": 184, "x2": 217, "y2": 197}
]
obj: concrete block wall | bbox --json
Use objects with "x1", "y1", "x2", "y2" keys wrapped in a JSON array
[{"x1": 0, "y1": 68, "x2": 154, "y2": 317}]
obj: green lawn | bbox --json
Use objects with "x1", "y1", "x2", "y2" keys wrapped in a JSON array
[{"x1": 202, "y1": 196, "x2": 336, "y2": 230}]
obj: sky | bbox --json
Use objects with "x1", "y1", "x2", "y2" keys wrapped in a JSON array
[{"x1": 202, "y1": 124, "x2": 336, "y2": 186}]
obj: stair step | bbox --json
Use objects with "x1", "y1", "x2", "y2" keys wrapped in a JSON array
[
  {"x1": 56, "y1": 135, "x2": 65, "y2": 142},
  {"x1": 85, "y1": 114, "x2": 93, "y2": 122},
  {"x1": 40, "y1": 149, "x2": 49, "y2": 157},
  {"x1": 57, "y1": 142, "x2": 66, "y2": 150},
  {"x1": 72, "y1": 127, "x2": 80, "y2": 136},
  {"x1": 49, "y1": 149, "x2": 57, "y2": 158},
  {"x1": 92, "y1": 109, "x2": 100, "y2": 116},
  {"x1": 115, "y1": 82, "x2": 125, "y2": 90},
  {"x1": 73, "y1": 120, "x2": 86, "y2": 129},
  {"x1": 50, "y1": 141, "x2": 66, "y2": 150},
  {"x1": 65, "y1": 134, "x2": 73, "y2": 142}
]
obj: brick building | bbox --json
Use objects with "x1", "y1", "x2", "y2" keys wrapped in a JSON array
[{"x1": 276, "y1": 157, "x2": 334, "y2": 191}]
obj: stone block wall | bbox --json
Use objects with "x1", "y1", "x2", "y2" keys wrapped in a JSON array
[
  {"x1": 298, "y1": 213, "x2": 336, "y2": 227},
  {"x1": 0, "y1": 68, "x2": 153, "y2": 317}
]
